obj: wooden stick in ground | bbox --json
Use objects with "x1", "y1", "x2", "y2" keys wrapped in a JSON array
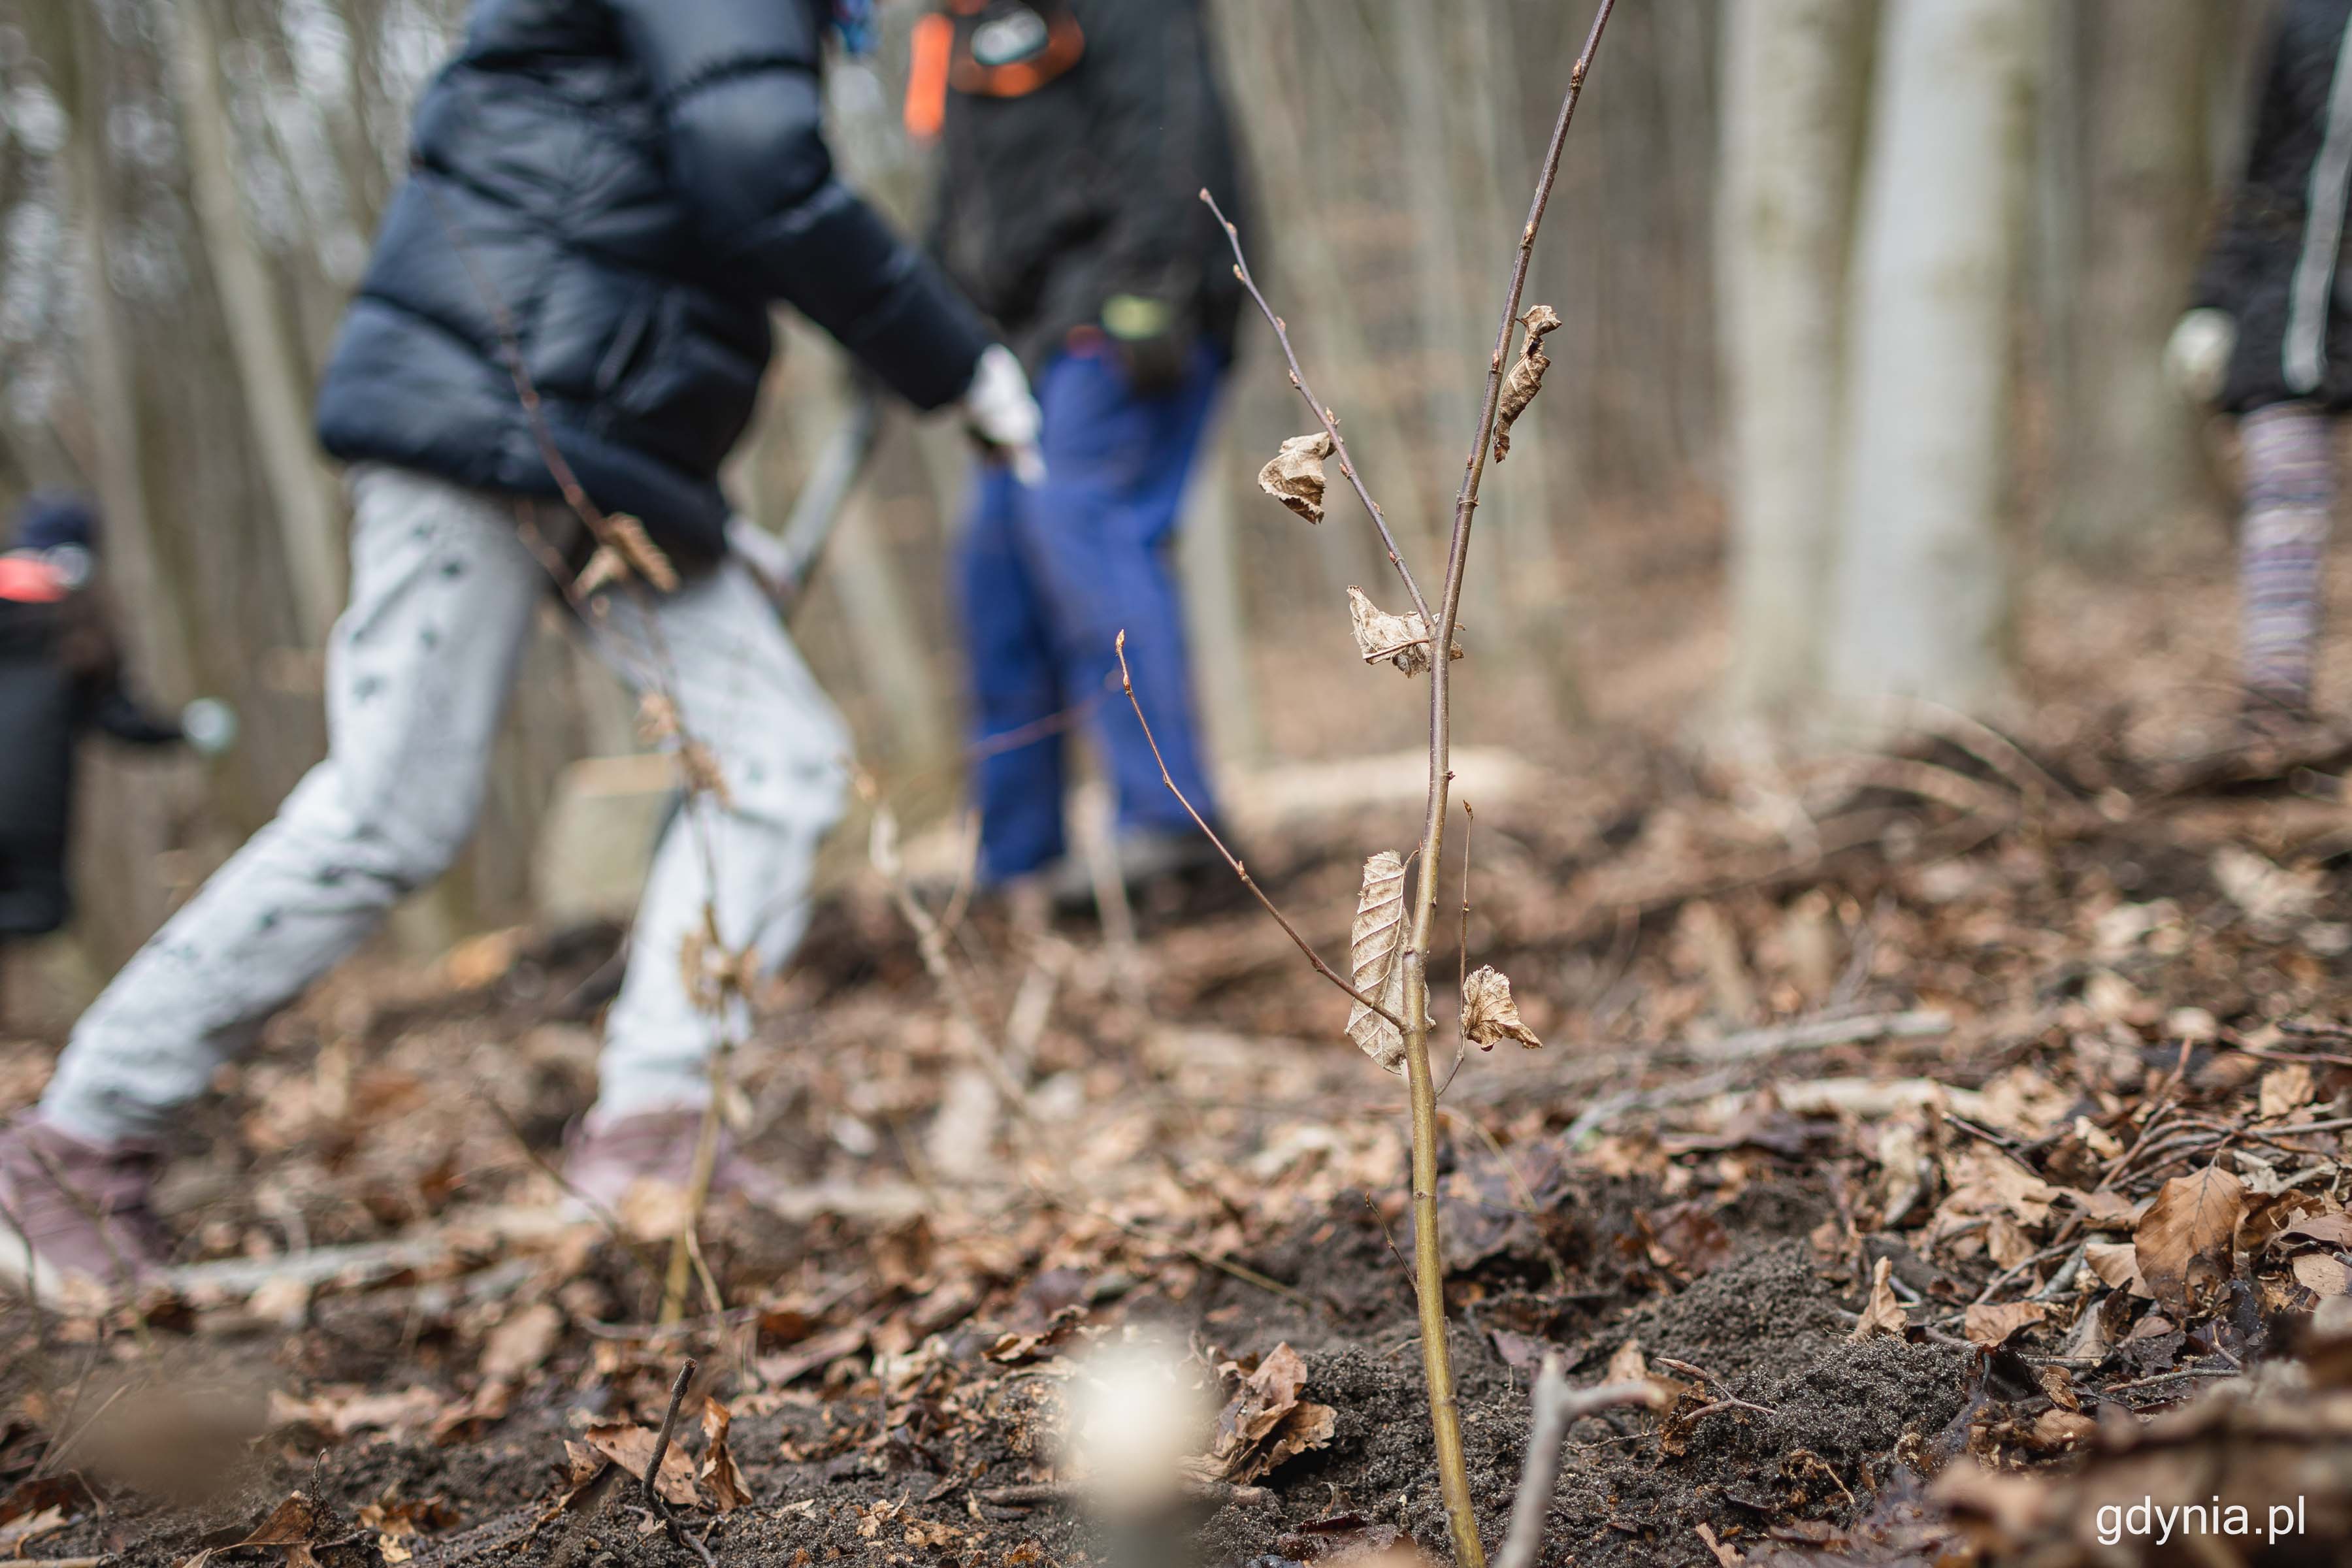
[
  {"x1": 644, "y1": 1358, "x2": 697, "y2": 1514},
  {"x1": 1495, "y1": 1356, "x2": 1664, "y2": 1568},
  {"x1": 1403, "y1": 9, "x2": 1618, "y2": 1563}
]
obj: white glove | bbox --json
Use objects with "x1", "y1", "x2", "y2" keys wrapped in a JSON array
[
  {"x1": 180, "y1": 698, "x2": 238, "y2": 757},
  {"x1": 960, "y1": 344, "x2": 1045, "y2": 485},
  {"x1": 2164, "y1": 308, "x2": 2236, "y2": 406}
]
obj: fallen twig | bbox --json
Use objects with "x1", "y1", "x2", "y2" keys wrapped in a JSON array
[
  {"x1": 976, "y1": 1478, "x2": 1269, "y2": 1509},
  {"x1": 1684, "y1": 1009, "x2": 1952, "y2": 1062},
  {"x1": 1495, "y1": 1357, "x2": 1665, "y2": 1568}
]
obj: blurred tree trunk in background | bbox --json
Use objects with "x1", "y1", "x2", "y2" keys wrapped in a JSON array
[
  {"x1": 168, "y1": 0, "x2": 344, "y2": 644},
  {"x1": 2050, "y1": 0, "x2": 2216, "y2": 563},
  {"x1": 1826, "y1": 0, "x2": 2040, "y2": 714},
  {"x1": 1717, "y1": 0, "x2": 1874, "y2": 723}
]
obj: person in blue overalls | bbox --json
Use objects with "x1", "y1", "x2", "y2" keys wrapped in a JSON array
[{"x1": 918, "y1": 0, "x2": 1247, "y2": 902}]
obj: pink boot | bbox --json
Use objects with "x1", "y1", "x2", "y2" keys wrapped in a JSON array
[
  {"x1": 0, "y1": 1115, "x2": 169, "y2": 1304},
  {"x1": 561, "y1": 1107, "x2": 776, "y2": 1220}
]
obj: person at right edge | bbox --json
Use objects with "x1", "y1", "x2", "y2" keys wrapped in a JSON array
[
  {"x1": 912, "y1": 0, "x2": 1246, "y2": 906},
  {"x1": 2172, "y1": 0, "x2": 2352, "y2": 749}
]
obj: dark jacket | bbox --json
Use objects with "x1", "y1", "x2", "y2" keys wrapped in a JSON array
[
  {"x1": 2194, "y1": 0, "x2": 2352, "y2": 413},
  {"x1": 0, "y1": 559, "x2": 182, "y2": 938},
  {"x1": 927, "y1": 0, "x2": 1246, "y2": 374},
  {"x1": 316, "y1": 0, "x2": 992, "y2": 557}
]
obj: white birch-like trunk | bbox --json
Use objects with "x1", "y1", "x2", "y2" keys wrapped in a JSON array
[
  {"x1": 1718, "y1": 0, "x2": 1873, "y2": 721},
  {"x1": 1825, "y1": 0, "x2": 2039, "y2": 714}
]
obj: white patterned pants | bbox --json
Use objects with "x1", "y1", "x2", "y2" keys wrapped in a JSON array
[{"x1": 42, "y1": 465, "x2": 847, "y2": 1143}]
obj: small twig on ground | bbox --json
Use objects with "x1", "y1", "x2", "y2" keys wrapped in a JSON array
[
  {"x1": 977, "y1": 1478, "x2": 1269, "y2": 1509},
  {"x1": 1115, "y1": 632, "x2": 1399, "y2": 1028},
  {"x1": 1649, "y1": 1358, "x2": 1777, "y2": 1416},
  {"x1": 2103, "y1": 1365, "x2": 2241, "y2": 1396},
  {"x1": 1685, "y1": 1008, "x2": 1952, "y2": 1062},
  {"x1": 1495, "y1": 1357, "x2": 1664, "y2": 1568}
]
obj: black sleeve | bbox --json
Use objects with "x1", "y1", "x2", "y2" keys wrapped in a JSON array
[
  {"x1": 610, "y1": 0, "x2": 991, "y2": 408},
  {"x1": 2193, "y1": 3, "x2": 2321, "y2": 312},
  {"x1": 86, "y1": 682, "x2": 182, "y2": 747},
  {"x1": 1085, "y1": 0, "x2": 1220, "y2": 319}
]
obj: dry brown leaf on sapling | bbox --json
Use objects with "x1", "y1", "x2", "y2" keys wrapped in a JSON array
[
  {"x1": 1493, "y1": 304, "x2": 1562, "y2": 463},
  {"x1": 1460, "y1": 965, "x2": 1542, "y2": 1050},
  {"x1": 1258, "y1": 431, "x2": 1335, "y2": 521},
  {"x1": 1347, "y1": 851, "x2": 1409, "y2": 1073},
  {"x1": 1347, "y1": 586, "x2": 1460, "y2": 678}
]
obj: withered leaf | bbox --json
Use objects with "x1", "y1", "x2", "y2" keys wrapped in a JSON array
[
  {"x1": 1962, "y1": 1301, "x2": 2049, "y2": 1348},
  {"x1": 1604, "y1": 1339, "x2": 1647, "y2": 1384},
  {"x1": 2134, "y1": 1166, "x2": 2246, "y2": 1311},
  {"x1": 1848, "y1": 1256, "x2": 1908, "y2": 1343},
  {"x1": 1185, "y1": 1344, "x2": 1337, "y2": 1485},
  {"x1": 2083, "y1": 1239, "x2": 2154, "y2": 1299},
  {"x1": 698, "y1": 1398, "x2": 750, "y2": 1513},
  {"x1": 608, "y1": 514, "x2": 680, "y2": 593},
  {"x1": 584, "y1": 1422, "x2": 702, "y2": 1509},
  {"x1": 1346, "y1": 586, "x2": 1460, "y2": 678},
  {"x1": 1461, "y1": 965, "x2": 1543, "y2": 1051},
  {"x1": 2260, "y1": 1062, "x2": 2316, "y2": 1120},
  {"x1": 1493, "y1": 304, "x2": 1562, "y2": 463},
  {"x1": 1346, "y1": 851, "x2": 1409, "y2": 1074},
  {"x1": 478, "y1": 1301, "x2": 562, "y2": 1385},
  {"x1": 1258, "y1": 431, "x2": 1335, "y2": 521},
  {"x1": 2295, "y1": 1253, "x2": 2352, "y2": 1298}
]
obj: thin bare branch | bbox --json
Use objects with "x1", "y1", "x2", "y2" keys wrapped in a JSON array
[
  {"x1": 1495, "y1": 1357, "x2": 1665, "y2": 1568},
  {"x1": 1114, "y1": 631, "x2": 1402, "y2": 1028},
  {"x1": 1201, "y1": 189, "x2": 1429, "y2": 626}
]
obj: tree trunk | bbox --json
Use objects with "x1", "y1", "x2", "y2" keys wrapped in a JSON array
[
  {"x1": 1826, "y1": 0, "x2": 2039, "y2": 715},
  {"x1": 2050, "y1": 0, "x2": 2213, "y2": 563},
  {"x1": 1718, "y1": 0, "x2": 1874, "y2": 721},
  {"x1": 168, "y1": 0, "x2": 346, "y2": 645}
]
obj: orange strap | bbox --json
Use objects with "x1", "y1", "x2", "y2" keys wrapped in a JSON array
[{"x1": 905, "y1": 14, "x2": 952, "y2": 141}]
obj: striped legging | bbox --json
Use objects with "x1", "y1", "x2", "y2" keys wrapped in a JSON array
[{"x1": 2240, "y1": 400, "x2": 2336, "y2": 708}]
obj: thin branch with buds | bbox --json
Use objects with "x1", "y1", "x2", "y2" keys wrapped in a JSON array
[
  {"x1": 1201, "y1": 189, "x2": 1429, "y2": 626},
  {"x1": 1115, "y1": 632, "x2": 1401, "y2": 1029}
]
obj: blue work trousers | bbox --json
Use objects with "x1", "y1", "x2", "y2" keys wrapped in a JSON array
[{"x1": 955, "y1": 342, "x2": 1224, "y2": 882}]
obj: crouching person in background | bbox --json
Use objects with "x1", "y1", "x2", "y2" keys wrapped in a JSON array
[
  {"x1": 916, "y1": 0, "x2": 1247, "y2": 906},
  {"x1": 0, "y1": 0, "x2": 1040, "y2": 1303},
  {"x1": 2172, "y1": 0, "x2": 2352, "y2": 738},
  {"x1": 0, "y1": 495, "x2": 233, "y2": 974}
]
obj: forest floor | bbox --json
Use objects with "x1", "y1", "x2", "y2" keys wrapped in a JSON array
[{"x1": 7, "y1": 520, "x2": 2352, "y2": 1567}]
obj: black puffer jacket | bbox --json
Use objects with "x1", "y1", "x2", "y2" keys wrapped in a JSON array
[
  {"x1": 2193, "y1": 0, "x2": 2352, "y2": 413},
  {"x1": 926, "y1": 0, "x2": 1246, "y2": 372},
  {"x1": 316, "y1": 0, "x2": 992, "y2": 557},
  {"x1": 0, "y1": 564, "x2": 182, "y2": 938}
]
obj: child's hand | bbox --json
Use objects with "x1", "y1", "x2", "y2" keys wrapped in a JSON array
[{"x1": 2164, "y1": 309, "x2": 2235, "y2": 406}]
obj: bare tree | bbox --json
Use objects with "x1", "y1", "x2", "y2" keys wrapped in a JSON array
[
  {"x1": 1717, "y1": 0, "x2": 1874, "y2": 722},
  {"x1": 1825, "y1": 0, "x2": 2040, "y2": 714}
]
